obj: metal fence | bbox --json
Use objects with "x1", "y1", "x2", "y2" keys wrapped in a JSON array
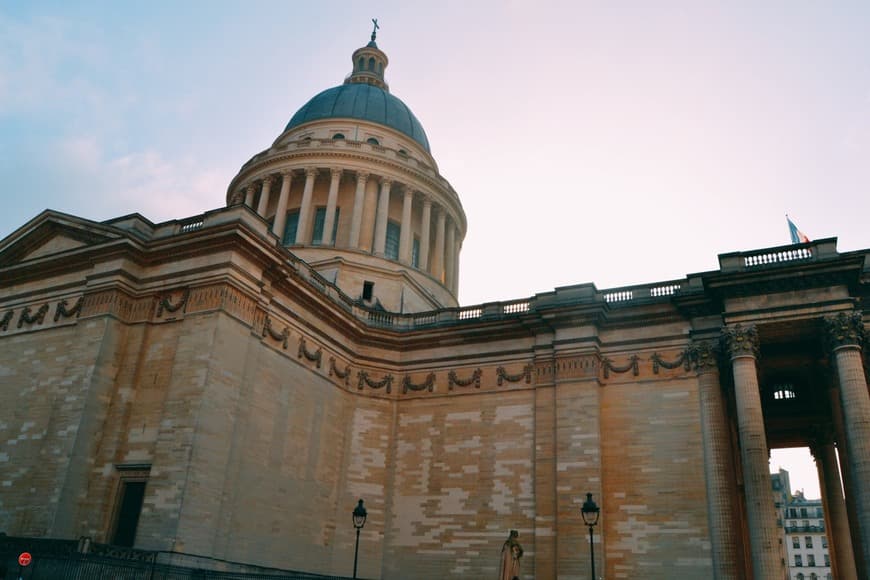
[{"x1": 0, "y1": 536, "x2": 355, "y2": 580}]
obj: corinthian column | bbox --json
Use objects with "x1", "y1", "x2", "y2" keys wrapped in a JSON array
[
  {"x1": 256, "y1": 175, "x2": 273, "y2": 216},
  {"x1": 690, "y1": 340, "x2": 740, "y2": 579},
  {"x1": 295, "y1": 167, "x2": 318, "y2": 244},
  {"x1": 445, "y1": 220, "x2": 456, "y2": 291},
  {"x1": 373, "y1": 179, "x2": 391, "y2": 256},
  {"x1": 348, "y1": 171, "x2": 368, "y2": 249},
  {"x1": 812, "y1": 437, "x2": 858, "y2": 580},
  {"x1": 244, "y1": 183, "x2": 256, "y2": 207},
  {"x1": 825, "y1": 311, "x2": 870, "y2": 569},
  {"x1": 398, "y1": 188, "x2": 414, "y2": 264},
  {"x1": 721, "y1": 324, "x2": 784, "y2": 579},
  {"x1": 419, "y1": 197, "x2": 431, "y2": 271},
  {"x1": 272, "y1": 171, "x2": 293, "y2": 238},
  {"x1": 322, "y1": 168, "x2": 342, "y2": 246},
  {"x1": 433, "y1": 208, "x2": 446, "y2": 283}
]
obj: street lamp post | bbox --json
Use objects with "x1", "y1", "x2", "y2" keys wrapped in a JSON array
[
  {"x1": 352, "y1": 499, "x2": 367, "y2": 579},
  {"x1": 581, "y1": 492, "x2": 600, "y2": 580}
]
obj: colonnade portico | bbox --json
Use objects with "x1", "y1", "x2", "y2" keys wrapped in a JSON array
[
  {"x1": 702, "y1": 315, "x2": 870, "y2": 579},
  {"x1": 230, "y1": 166, "x2": 464, "y2": 298}
]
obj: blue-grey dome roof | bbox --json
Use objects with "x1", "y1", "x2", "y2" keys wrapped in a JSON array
[{"x1": 285, "y1": 84, "x2": 430, "y2": 153}]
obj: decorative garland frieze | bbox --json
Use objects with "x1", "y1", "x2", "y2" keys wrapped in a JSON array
[
  {"x1": 328, "y1": 357, "x2": 351, "y2": 385},
  {"x1": 297, "y1": 337, "x2": 322, "y2": 368},
  {"x1": 402, "y1": 373, "x2": 436, "y2": 394},
  {"x1": 448, "y1": 368, "x2": 482, "y2": 390},
  {"x1": 650, "y1": 350, "x2": 690, "y2": 374},
  {"x1": 554, "y1": 356, "x2": 599, "y2": 380},
  {"x1": 156, "y1": 288, "x2": 190, "y2": 317},
  {"x1": 54, "y1": 297, "x2": 83, "y2": 322},
  {"x1": 497, "y1": 365, "x2": 533, "y2": 386},
  {"x1": 0, "y1": 310, "x2": 13, "y2": 331},
  {"x1": 261, "y1": 316, "x2": 289, "y2": 349},
  {"x1": 357, "y1": 371, "x2": 393, "y2": 393},
  {"x1": 17, "y1": 304, "x2": 49, "y2": 329},
  {"x1": 601, "y1": 355, "x2": 639, "y2": 379}
]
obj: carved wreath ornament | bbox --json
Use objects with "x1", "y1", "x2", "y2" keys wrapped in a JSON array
[{"x1": 156, "y1": 288, "x2": 190, "y2": 317}]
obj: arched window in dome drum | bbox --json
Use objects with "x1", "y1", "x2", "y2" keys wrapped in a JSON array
[
  {"x1": 377, "y1": 61, "x2": 383, "y2": 73},
  {"x1": 368, "y1": 57, "x2": 375, "y2": 71},
  {"x1": 366, "y1": 137, "x2": 379, "y2": 146},
  {"x1": 412, "y1": 237, "x2": 420, "y2": 268},
  {"x1": 358, "y1": 57, "x2": 364, "y2": 71},
  {"x1": 332, "y1": 133, "x2": 345, "y2": 140}
]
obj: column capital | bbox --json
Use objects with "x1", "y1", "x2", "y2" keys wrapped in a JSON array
[
  {"x1": 261, "y1": 174, "x2": 274, "y2": 186},
  {"x1": 356, "y1": 170, "x2": 370, "y2": 181},
  {"x1": 807, "y1": 426, "x2": 836, "y2": 455},
  {"x1": 721, "y1": 323, "x2": 759, "y2": 359},
  {"x1": 688, "y1": 339, "x2": 720, "y2": 373},
  {"x1": 330, "y1": 167, "x2": 343, "y2": 179},
  {"x1": 824, "y1": 311, "x2": 866, "y2": 351},
  {"x1": 421, "y1": 194, "x2": 432, "y2": 206},
  {"x1": 304, "y1": 167, "x2": 319, "y2": 178},
  {"x1": 380, "y1": 177, "x2": 392, "y2": 188},
  {"x1": 246, "y1": 183, "x2": 256, "y2": 193},
  {"x1": 280, "y1": 169, "x2": 294, "y2": 178}
]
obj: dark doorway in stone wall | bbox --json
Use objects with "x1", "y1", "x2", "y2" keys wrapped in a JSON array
[
  {"x1": 110, "y1": 465, "x2": 150, "y2": 547},
  {"x1": 112, "y1": 480, "x2": 146, "y2": 547}
]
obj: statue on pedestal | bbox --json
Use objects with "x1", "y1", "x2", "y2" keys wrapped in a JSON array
[{"x1": 498, "y1": 529, "x2": 523, "y2": 580}]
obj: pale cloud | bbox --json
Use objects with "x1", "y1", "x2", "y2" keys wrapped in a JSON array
[
  {"x1": 0, "y1": 13, "x2": 105, "y2": 116},
  {"x1": 51, "y1": 136, "x2": 223, "y2": 223}
]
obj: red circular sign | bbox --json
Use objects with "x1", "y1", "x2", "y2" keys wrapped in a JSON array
[{"x1": 18, "y1": 552, "x2": 32, "y2": 566}]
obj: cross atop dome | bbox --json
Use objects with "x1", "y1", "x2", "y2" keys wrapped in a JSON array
[
  {"x1": 368, "y1": 18, "x2": 379, "y2": 47},
  {"x1": 346, "y1": 20, "x2": 389, "y2": 91}
]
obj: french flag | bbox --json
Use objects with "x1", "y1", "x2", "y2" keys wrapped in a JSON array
[{"x1": 787, "y1": 216, "x2": 810, "y2": 244}]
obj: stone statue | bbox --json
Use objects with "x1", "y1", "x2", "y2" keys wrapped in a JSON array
[{"x1": 498, "y1": 529, "x2": 523, "y2": 580}]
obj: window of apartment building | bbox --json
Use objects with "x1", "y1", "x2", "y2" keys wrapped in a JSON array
[
  {"x1": 815, "y1": 508, "x2": 823, "y2": 518},
  {"x1": 801, "y1": 508, "x2": 808, "y2": 518},
  {"x1": 803, "y1": 519, "x2": 810, "y2": 528},
  {"x1": 809, "y1": 573, "x2": 817, "y2": 580},
  {"x1": 807, "y1": 554, "x2": 815, "y2": 566},
  {"x1": 824, "y1": 554, "x2": 830, "y2": 566},
  {"x1": 795, "y1": 555, "x2": 802, "y2": 567},
  {"x1": 805, "y1": 536, "x2": 813, "y2": 548},
  {"x1": 789, "y1": 508, "x2": 798, "y2": 518},
  {"x1": 822, "y1": 535, "x2": 827, "y2": 548},
  {"x1": 795, "y1": 573, "x2": 804, "y2": 580},
  {"x1": 792, "y1": 536, "x2": 800, "y2": 548},
  {"x1": 109, "y1": 464, "x2": 150, "y2": 547}
]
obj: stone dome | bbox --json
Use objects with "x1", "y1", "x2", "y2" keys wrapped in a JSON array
[{"x1": 284, "y1": 83, "x2": 431, "y2": 153}]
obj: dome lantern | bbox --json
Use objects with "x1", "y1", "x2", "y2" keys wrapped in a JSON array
[{"x1": 346, "y1": 19, "x2": 389, "y2": 91}]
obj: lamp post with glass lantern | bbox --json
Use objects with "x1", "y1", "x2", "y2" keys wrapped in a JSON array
[
  {"x1": 352, "y1": 499, "x2": 367, "y2": 579},
  {"x1": 581, "y1": 492, "x2": 600, "y2": 579}
]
